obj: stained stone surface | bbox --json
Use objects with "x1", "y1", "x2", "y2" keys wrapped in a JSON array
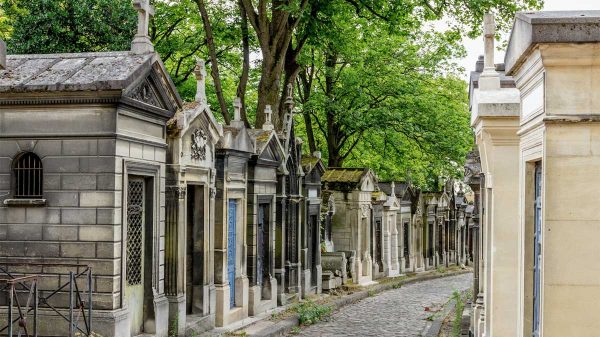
[
  {"x1": 295, "y1": 273, "x2": 473, "y2": 337},
  {"x1": 0, "y1": 51, "x2": 154, "y2": 92}
]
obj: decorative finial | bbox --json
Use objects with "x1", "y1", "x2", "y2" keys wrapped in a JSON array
[
  {"x1": 0, "y1": 38, "x2": 6, "y2": 70},
  {"x1": 194, "y1": 58, "x2": 207, "y2": 104},
  {"x1": 483, "y1": 13, "x2": 495, "y2": 71},
  {"x1": 263, "y1": 105, "x2": 274, "y2": 131},
  {"x1": 391, "y1": 182, "x2": 396, "y2": 196},
  {"x1": 285, "y1": 83, "x2": 294, "y2": 112},
  {"x1": 131, "y1": 0, "x2": 155, "y2": 54}
]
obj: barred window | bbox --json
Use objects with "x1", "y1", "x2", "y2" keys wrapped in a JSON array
[{"x1": 13, "y1": 152, "x2": 43, "y2": 199}]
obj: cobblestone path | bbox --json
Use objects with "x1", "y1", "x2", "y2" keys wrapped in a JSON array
[{"x1": 295, "y1": 273, "x2": 473, "y2": 337}]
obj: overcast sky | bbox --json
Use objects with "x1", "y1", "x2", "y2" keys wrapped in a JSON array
[{"x1": 460, "y1": 0, "x2": 599, "y2": 80}]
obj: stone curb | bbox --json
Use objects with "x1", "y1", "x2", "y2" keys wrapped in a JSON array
[{"x1": 249, "y1": 269, "x2": 472, "y2": 337}]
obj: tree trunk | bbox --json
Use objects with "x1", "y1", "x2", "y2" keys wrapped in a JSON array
[
  {"x1": 325, "y1": 50, "x2": 343, "y2": 167},
  {"x1": 298, "y1": 69, "x2": 317, "y2": 154},
  {"x1": 195, "y1": 0, "x2": 231, "y2": 124},
  {"x1": 255, "y1": 53, "x2": 286, "y2": 130},
  {"x1": 236, "y1": 0, "x2": 251, "y2": 128}
]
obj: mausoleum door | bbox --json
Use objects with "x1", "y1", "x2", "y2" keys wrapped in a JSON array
[
  {"x1": 257, "y1": 203, "x2": 270, "y2": 288},
  {"x1": 187, "y1": 186, "x2": 205, "y2": 315},
  {"x1": 228, "y1": 199, "x2": 237, "y2": 308},
  {"x1": 374, "y1": 217, "x2": 383, "y2": 272},
  {"x1": 533, "y1": 163, "x2": 543, "y2": 337},
  {"x1": 403, "y1": 221, "x2": 410, "y2": 268},
  {"x1": 126, "y1": 177, "x2": 146, "y2": 335},
  {"x1": 307, "y1": 213, "x2": 318, "y2": 286}
]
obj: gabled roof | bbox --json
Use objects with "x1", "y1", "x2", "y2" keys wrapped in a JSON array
[
  {"x1": 248, "y1": 129, "x2": 285, "y2": 166},
  {"x1": 322, "y1": 168, "x2": 371, "y2": 183},
  {"x1": 0, "y1": 51, "x2": 183, "y2": 114},
  {"x1": 3, "y1": 51, "x2": 153, "y2": 92},
  {"x1": 301, "y1": 155, "x2": 326, "y2": 176}
]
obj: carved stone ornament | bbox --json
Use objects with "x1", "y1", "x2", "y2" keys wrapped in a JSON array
[
  {"x1": 130, "y1": 80, "x2": 160, "y2": 107},
  {"x1": 327, "y1": 195, "x2": 336, "y2": 214},
  {"x1": 167, "y1": 186, "x2": 187, "y2": 199},
  {"x1": 360, "y1": 204, "x2": 370, "y2": 218},
  {"x1": 210, "y1": 187, "x2": 216, "y2": 199},
  {"x1": 191, "y1": 128, "x2": 208, "y2": 160}
]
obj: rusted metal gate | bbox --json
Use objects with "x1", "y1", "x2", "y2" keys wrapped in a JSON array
[{"x1": 0, "y1": 263, "x2": 93, "y2": 337}]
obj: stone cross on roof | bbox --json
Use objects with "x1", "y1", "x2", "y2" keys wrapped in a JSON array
[
  {"x1": 263, "y1": 105, "x2": 274, "y2": 131},
  {"x1": 194, "y1": 58, "x2": 207, "y2": 104},
  {"x1": 131, "y1": 0, "x2": 155, "y2": 54},
  {"x1": 285, "y1": 83, "x2": 294, "y2": 112},
  {"x1": 483, "y1": 13, "x2": 495, "y2": 71},
  {"x1": 391, "y1": 182, "x2": 396, "y2": 196},
  {"x1": 233, "y1": 97, "x2": 242, "y2": 121}
]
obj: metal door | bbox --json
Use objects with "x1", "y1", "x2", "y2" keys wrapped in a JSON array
[
  {"x1": 228, "y1": 199, "x2": 237, "y2": 308},
  {"x1": 403, "y1": 222, "x2": 410, "y2": 268},
  {"x1": 257, "y1": 204, "x2": 266, "y2": 287},
  {"x1": 126, "y1": 178, "x2": 145, "y2": 335},
  {"x1": 533, "y1": 163, "x2": 543, "y2": 336},
  {"x1": 374, "y1": 218, "x2": 383, "y2": 272}
]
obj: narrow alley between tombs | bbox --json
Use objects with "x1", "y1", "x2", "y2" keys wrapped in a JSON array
[{"x1": 293, "y1": 273, "x2": 472, "y2": 337}]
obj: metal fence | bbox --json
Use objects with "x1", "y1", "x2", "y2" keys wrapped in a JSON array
[{"x1": 0, "y1": 263, "x2": 92, "y2": 337}]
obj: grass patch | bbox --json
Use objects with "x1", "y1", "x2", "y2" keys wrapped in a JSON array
[
  {"x1": 295, "y1": 300, "x2": 333, "y2": 326},
  {"x1": 451, "y1": 291, "x2": 466, "y2": 337}
]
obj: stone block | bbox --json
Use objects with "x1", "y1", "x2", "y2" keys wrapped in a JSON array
[
  {"x1": 7, "y1": 224, "x2": 42, "y2": 240},
  {"x1": 0, "y1": 242, "x2": 24, "y2": 256},
  {"x1": 98, "y1": 139, "x2": 116, "y2": 156},
  {"x1": 155, "y1": 148, "x2": 166, "y2": 162},
  {"x1": 143, "y1": 145, "x2": 155, "y2": 160},
  {"x1": 79, "y1": 157, "x2": 116, "y2": 173},
  {"x1": 24, "y1": 242, "x2": 60, "y2": 257},
  {"x1": 26, "y1": 208, "x2": 60, "y2": 224},
  {"x1": 45, "y1": 191, "x2": 79, "y2": 207},
  {"x1": 43, "y1": 174, "x2": 61, "y2": 190},
  {"x1": 116, "y1": 139, "x2": 130, "y2": 157},
  {"x1": 97, "y1": 174, "x2": 122, "y2": 191},
  {"x1": 43, "y1": 225, "x2": 78, "y2": 241},
  {"x1": 78, "y1": 258, "x2": 120, "y2": 276},
  {"x1": 62, "y1": 174, "x2": 96, "y2": 190},
  {"x1": 0, "y1": 141, "x2": 19, "y2": 157},
  {"x1": 33, "y1": 140, "x2": 62, "y2": 158},
  {"x1": 79, "y1": 225, "x2": 114, "y2": 241},
  {"x1": 43, "y1": 157, "x2": 80, "y2": 173},
  {"x1": 61, "y1": 208, "x2": 96, "y2": 224},
  {"x1": 17, "y1": 140, "x2": 37, "y2": 152},
  {"x1": 79, "y1": 191, "x2": 115, "y2": 207},
  {"x1": 96, "y1": 242, "x2": 121, "y2": 258},
  {"x1": 130, "y1": 142, "x2": 143, "y2": 159},
  {"x1": 95, "y1": 275, "x2": 120, "y2": 293},
  {"x1": 0, "y1": 224, "x2": 6, "y2": 239},
  {"x1": 60, "y1": 242, "x2": 96, "y2": 258},
  {"x1": 97, "y1": 208, "x2": 121, "y2": 225},
  {"x1": 62, "y1": 139, "x2": 97, "y2": 156},
  {"x1": 0, "y1": 207, "x2": 26, "y2": 223},
  {"x1": 0, "y1": 174, "x2": 9, "y2": 190}
]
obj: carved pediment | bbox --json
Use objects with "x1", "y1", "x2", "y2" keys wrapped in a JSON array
[{"x1": 124, "y1": 64, "x2": 180, "y2": 113}]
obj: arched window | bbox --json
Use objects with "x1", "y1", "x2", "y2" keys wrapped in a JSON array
[{"x1": 13, "y1": 152, "x2": 43, "y2": 199}]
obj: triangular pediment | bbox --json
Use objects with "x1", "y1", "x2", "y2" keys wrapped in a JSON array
[{"x1": 124, "y1": 62, "x2": 182, "y2": 114}]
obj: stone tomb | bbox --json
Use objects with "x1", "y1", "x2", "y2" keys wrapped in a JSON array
[
  {"x1": 274, "y1": 95, "x2": 304, "y2": 304},
  {"x1": 322, "y1": 168, "x2": 377, "y2": 285},
  {"x1": 214, "y1": 102, "x2": 254, "y2": 326},
  {"x1": 300, "y1": 153, "x2": 325, "y2": 296},
  {"x1": 246, "y1": 110, "x2": 285, "y2": 316},
  {"x1": 0, "y1": 49, "x2": 182, "y2": 336},
  {"x1": 165, "y1": 60, "x2": 222, "y2": 335}
]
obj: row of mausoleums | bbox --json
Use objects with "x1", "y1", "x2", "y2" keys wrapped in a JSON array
[
  {"x1": 468, "y1": 11, "x2": 600, "y2": 337},
  {"x1": 0, "y1": 4, "x2": 473, "y2": 337}
]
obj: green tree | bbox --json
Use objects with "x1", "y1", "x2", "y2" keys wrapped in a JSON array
[{"x1": 1, "y1": 0, "x2": 137, "y2": 53}]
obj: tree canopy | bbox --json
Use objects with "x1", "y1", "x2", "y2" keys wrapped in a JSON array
[{"x1": 0, "y1": 0, "x2": 543, "y2": 189}]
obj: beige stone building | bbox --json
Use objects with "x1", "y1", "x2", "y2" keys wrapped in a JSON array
[
  {"x1": 0, "y1": 2, "x2": 182, "y2": 336},
  {"x1": 470, "y1": 11, "x2": 600, "y2": 337}
]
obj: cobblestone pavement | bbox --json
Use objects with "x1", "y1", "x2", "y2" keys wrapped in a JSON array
[{"x1": 295, "y1": 273, "x2": 473, "y2": 337}]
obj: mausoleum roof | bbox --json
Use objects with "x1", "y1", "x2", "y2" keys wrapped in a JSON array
[
  {"x1": 505, "y1": 10, "x2": 600, "y2": 75},
  {"x1": 0, "y1": 51, "x2": 156, "y2": 93},
  {"x1": 322, "y1": 168, "x2": 370, "y2": 183}
]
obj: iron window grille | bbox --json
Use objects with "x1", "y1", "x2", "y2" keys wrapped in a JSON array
[{"x1": 13, "y1": 152, "x2": 43, "y2": 199}]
